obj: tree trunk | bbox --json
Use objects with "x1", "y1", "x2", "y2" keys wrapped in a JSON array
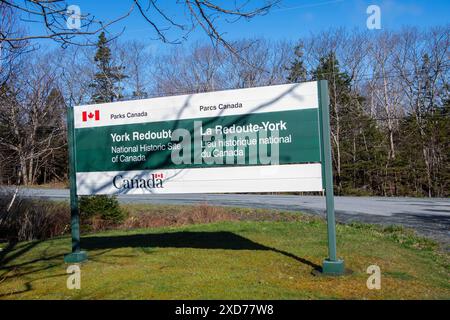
[{"x1": 20, "y1": 156, "x2": 28, "y2": 185}]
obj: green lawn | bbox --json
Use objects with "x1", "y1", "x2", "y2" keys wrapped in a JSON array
[{"x1": 0, "y1": 208, "x2": 449, "y2": 299}]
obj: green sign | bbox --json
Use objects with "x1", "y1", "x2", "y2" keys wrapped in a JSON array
[
  {"x1": 75, "y1": 109, "x2": 321, "y2": 172},
  {"x1": 64, "y1": 80, "x2": 345, "y2": 275}
]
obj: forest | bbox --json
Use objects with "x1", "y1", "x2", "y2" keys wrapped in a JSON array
[{"x1": 0, "y1": 24, "x2": 448, "y2": 197}]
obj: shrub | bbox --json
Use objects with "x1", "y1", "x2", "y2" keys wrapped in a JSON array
[
  {"x1": 0, "y1": 191, "x2": 69, "y2": 242},
  {"x1": 341, "y1": 187, "x2": 373, "y2": 196},
  {"x1": 79, "y1": 195, "x2": 127, "y2": 224}
]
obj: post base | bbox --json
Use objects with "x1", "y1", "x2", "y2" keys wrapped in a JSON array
[
  {"x1": 64, "y1": 251, "x2": 88, "y2": 263},
  {"x1": 322, "y1": 258, "x2": 345, "y2": 275}
]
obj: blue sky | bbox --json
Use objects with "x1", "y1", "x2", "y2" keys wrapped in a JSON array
[{"x1": 26, "y1": 0, "x2": 450, "y2": 49}]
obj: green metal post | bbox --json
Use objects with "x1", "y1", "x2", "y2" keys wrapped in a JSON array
[
  {"x1": 318, "y1": 80, "x2": 344, "y2": 275},
  {"x1": 64, "y1": 106, "x2": 87, "y2": 263}
]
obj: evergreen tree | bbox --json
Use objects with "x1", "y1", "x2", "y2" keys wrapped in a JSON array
[
  {"x1": 90, "y1": 32, "x2": 127, "y2": 103},
  {"x1": 313, "y1": 52, "x2": 386, "y2": 195},
  {"x1": 286, "y1": 43, "x2": 307, "y2": 83},
  {"x1": 313, "y1": 53, "x2": 351, "y2": 193},
  {"x1": 87, "y1": 32, "x2": 128, "y2": 209}
]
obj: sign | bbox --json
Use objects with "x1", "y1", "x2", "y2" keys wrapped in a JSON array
[
  {"x1": 73, "y1": 82, "x2": 323, "y2": 195},
  {"x1": 64, "y1": 80, "x2": 345, "y2": 275}
]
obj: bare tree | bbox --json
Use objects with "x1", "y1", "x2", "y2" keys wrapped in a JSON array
[
  {"x1": 0, "y1": 0, "x2": 278, "y2": 50},
  {"x1": 368, "y1": 31, "x2": 404, "y2": 161},
  {"x1": 0, "y1": 3, "x2": 28, "y2": 84},
  {"x1": 225, "y1": 39, "x2": 293, "y2": 88},
  {"x1": 55, "y1": 46, "x2": 96, "y2": 106},
  {"x1": 154, "y1": 42, "x2": 225, "y2": 95},
  {"x1": 393, "y1": 26, "x2": 450, "y2": 196},
  {"x1": 153, "y1": 38, "x2": 293, "y2": 96},
  {"x1": 115, "y1": 40, "x2": 154, "y2": 99},
  {"x1": 0, "y1": 53, "x2": 66, "y2": 185},
  {"x1": 0, "y1": 0, "x2": 132, "y2": 45}
]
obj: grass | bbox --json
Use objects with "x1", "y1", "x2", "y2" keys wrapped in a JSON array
[
  {"x1": 19, "y1": 182, "x2": 68, "y2": 189},
  {"x1": 0, "y1": 204, "x2": 449, "y2": 300}
]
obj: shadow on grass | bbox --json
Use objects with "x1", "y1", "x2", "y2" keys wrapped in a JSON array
[
  {"x1": 0, "y1": 240, "x2": 41, "y2": 267},
  {"x1": 0, "y1": 231, "x2": 321, "y2": 298},
  {"x1": 0, "y1": 242, "x2": 112, "y2": 298},
  {"x1": 0, "y1": 240, "x2": 63, "y2": 298},
  {"x1": 82, "y1": 231, "x2": 321, "y2": 270}
]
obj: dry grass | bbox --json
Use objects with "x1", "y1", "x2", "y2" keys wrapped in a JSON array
[
  {"x1": 122, "y1": 203, "x2": 237, "y2": 229},
  {"x1": 1, "y1": 195, "x2": 318, "y2": 241},
  {"x1": 23, "y1": 181, "x2": 69, "y2": 189},
  {"x1": 120, "y1": 203, "x2": 317, "y2": 230},
  {"x1": 0, "y1": 197, "x2": 69, "y2": 242}
]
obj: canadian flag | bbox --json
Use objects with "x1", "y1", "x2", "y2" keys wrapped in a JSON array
[
  {"x1": 153, "y1": 173, "x2": 164, "y2": 179},
  {"x1": 82, "y1": 110, "x2": 100, "y2": 122}
]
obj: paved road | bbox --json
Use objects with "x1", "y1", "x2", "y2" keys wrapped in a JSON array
[{"x1": 10, "y1": 188, "x2": 450, "y2": 246}]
